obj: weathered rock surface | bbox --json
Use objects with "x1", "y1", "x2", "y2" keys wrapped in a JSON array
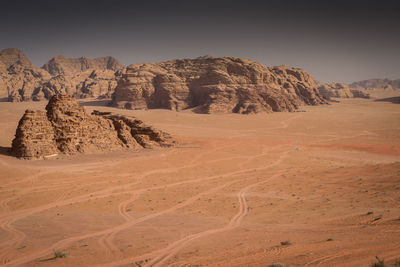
[
  {"x1": 350, "y1": 78, "x2": 400, "y2": 90},
  {"x1": 42, "y1": 55, "x2": 123, "y2": 76},
  {"x1": 5, "y1": 67, "x2": 51, "y2": 101},
  {"x1": 11, "y1": 94, "x2": 175, "y2": 159},
  {"x1": 0, "y1": 48, "x2": 124, "y2": 101},
  {"x1": 317, "y1": 82, "x2": 370, "y2": 100},
  {"x1": 0, "y1": 48, "x2": 34, "y2": 69},
  {"x1": 0, "y1": 61, "x2": 7, "y2": 74},
  {"x1": 112, "y1": 56, "x2": 326, "y2": 114},
  {"x1": 349, "y1": 89, "x2": 371, "y2": 99},
  {"x1": 11, "y1": 110, "x2": 58, "y2": 158}
]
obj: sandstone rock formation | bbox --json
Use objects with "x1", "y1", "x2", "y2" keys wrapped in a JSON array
[
  {"x1": 350, "y1": 89, "x2": 371, "y2": 99},
  {"x1": 11, "y1": 94, "x2": 175, "y2": 159},
  {"x1": 112, "y1": 56, "x2": 326, "y2": 114},
  {"x1": 0, "y1": 48, "x2": 124, "y2": 101},
  {"x1": 350, "y1": 78, "x2": 400, "y2": 90},
  {"x1": 42, "y1": 55, "x2": 123, "y2": 76},
  {"x1": 0, "y1": 61, "x2": 7, "y2": 73},
  {"x1": 317, "y1": 82, "x2": 370, "y2": 100},
  {"x1": 0, "y1": 48, "x2": 34, "y2": 69}
]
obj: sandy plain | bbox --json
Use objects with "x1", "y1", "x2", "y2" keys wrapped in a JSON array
[{"x1": 0, "y1": 95, "x2": 399, "y2": 266}]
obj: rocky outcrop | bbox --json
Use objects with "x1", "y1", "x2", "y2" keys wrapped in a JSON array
[
  {"x1": 29, "y1": 69, "x2": 122, "y2": 101},
  {"x1": 11, "y1": 94, "x2": 175, "y2": 159},
  {"x1": 74, "y1": 69, "x2": 121, "y2": 99},
  {"x1": 112, "y1": 56, "x2": 326, "y2": 114},
  {"x1": 0, "y1": 48, "x2": 124, "y2": 101},
  {"x1": 317, "y1": 82, "x2": 353, "y2": 99},
  {"x1": 317, "y1": 82, "x2": 370, "y2": 100},
  {"x1": 0, "y1": 61, "x2": 7, "y2": 73},
  {"x1": 6, "y1": 67, "x2": 51, "y2": 101},
  {"x1": 350, "y1": 89, "x2": 371, "y2": 99},
  {"x1": 0, "y1": 48, "x2": 34, "y2": 69},
  {"x1": 350, "y1": 78, "x2": 400, "y2": 90},
  {"x1": 11, "y1": 110, "x2": 58, "y2": 158},
  {"x1": 42, "y1": 56, "x2": 123, "y2": 76}
]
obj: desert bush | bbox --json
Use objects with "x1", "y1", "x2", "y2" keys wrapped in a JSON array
[
  {"x1": 371, "y1": 256, "x2": 386, "y2": 267},
  {"x1": 54, "y1": 249, "x2": 68, "y2": 258}
]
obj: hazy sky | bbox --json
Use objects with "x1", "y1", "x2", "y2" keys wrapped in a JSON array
[{"x1": 1, "y1": 0, "x2": 399, "y2": 83}]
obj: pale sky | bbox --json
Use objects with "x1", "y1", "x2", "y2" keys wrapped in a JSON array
[{"x1": 1, "y1": 0, "x2": 399, "y2": 83}]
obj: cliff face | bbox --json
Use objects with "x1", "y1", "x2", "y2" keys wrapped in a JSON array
[
  {"x1": 42, "y1": 56, "x2": 123, "y2": 76},
  {"x1": 0, "y1": 48, "x2": 34, "y2": 69},
  {"x1": 317, "y1": 82, "x2": 370, "y2": 100},
  {"x1": 0, "y1": 48, "x2": 124, "y2": 101},
  {"x1": 112, "y1": 56, "x2": 326, "y2": 114},
  {"x1": 349, "y1": 78, "x2": 400, "y2": 90},
  {"x1": 11, "y1": 94, "x2": 175, "y2": 159}
]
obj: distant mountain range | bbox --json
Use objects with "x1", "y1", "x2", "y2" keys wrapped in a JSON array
[
  {"x1": 0, "y1": 48, "x2": 398, "y2": 110},
  {"x1": 349, "y1": 78, "x2": 400, "y2": 90}
]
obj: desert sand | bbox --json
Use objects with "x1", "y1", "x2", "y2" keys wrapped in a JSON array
[{"x1": 0, "y1": 96, "x2": 399, "y2": 266}]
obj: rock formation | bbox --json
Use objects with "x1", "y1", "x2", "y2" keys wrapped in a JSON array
[
  {"x1": 112, "y1": 56, "x2": 326, "y2": 114},
  {"x1": 42, "y1": 55, "x2": 123, "y2": 76},
  {"x1": 317, "y1": 82, "x2": 370, "y2": 100},
  {"x1": 350, "y1": 78, "x2": 400, "y2": 90},
  {"x1": 0, "y1": 61, "x2": 7, "y2": 73},
  {"x1": 0, "y1": 48, "x2": 34, "y2": 69},
  {"x1": 11, "y1": 94, "x2": 175, "y2": 159},
  {"x1": 0, "y1": 48, "x2": 124, "y2": 101}
]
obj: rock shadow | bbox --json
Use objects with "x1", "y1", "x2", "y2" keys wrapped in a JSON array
[
  {"x1": 375, "y1": 96, "x2": 400, "y2": 104},
  {"x1": 79, "y1": 99, "x2": 111, "y2": 107},
  {"x1": 0, "y1": 146, "x2": 11, "y2": 157}
]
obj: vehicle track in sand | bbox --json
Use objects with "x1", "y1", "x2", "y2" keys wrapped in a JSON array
[
  {"x1": 97, "y1": 144, "x2": 280, "y2": 256},
  {"x1": 0, "y1": 143, "x2": 241, "y2": 261},
  {"x1": 94, "y1": 151, "x2": 289, "y2": 267},
  {"x1": 1, "y1": 113, "x2": 301, "y2": 266},
  {"x1": 3, "y1": 145, "x2": 290, "y2": 266}
]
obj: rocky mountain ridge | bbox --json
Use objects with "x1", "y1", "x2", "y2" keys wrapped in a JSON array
[
  {"x1": 349, "y1": 78, "x2": 400, "y2": 90},
  {"x1": 112, "y1": 56, "x2": 327, "y2": 114},
  {"x1": 0, "y1": 48, "x2": 123, "y2": 101},
  {"x1": 317, "y1": 82, "x2": 370, "y2": 100},
  {"x1": 0, "y1": 48, "x2": 383, "y2": 108}
]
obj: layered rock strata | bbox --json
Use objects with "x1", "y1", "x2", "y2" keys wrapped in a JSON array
[
  {"x1": 11, "y1": 94, "x2": 175, "y2": 159},
  {"x1": 112, "y1": 56, "x2": 326, "y2": 114},
  {"x1": 317, "y1": 82, "x2": 370, "y2": 100},
  {"x1": 0, "y1": 48, "x2": 124, "y2": 101}
]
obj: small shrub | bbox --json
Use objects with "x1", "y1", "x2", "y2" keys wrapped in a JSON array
[
  {"x1": 269, "y1": 263, "x2": 285, "y2": 267},
  {"x1": 280, "y1": 240, "x2": 291, "y2": 246},
  {"x1": 394, "y1": 259, "x2": 400, "y2": 267},
  {"x1": 326, "y1": 238, "x2": 334, "y2": 241},
  {"x1": 371, "y1": 256, "x2": 386, "y2": 267},
  {"x1": 54, "y1": 249, "x2": 68, "y2": 259}
]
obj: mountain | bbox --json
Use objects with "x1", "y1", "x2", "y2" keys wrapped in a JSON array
[
  {"x1": 42, "y1": 55, "x2": 123, "y2": 76},
  {"x1": 0, "y1": 48, "x2": 124, "y2": 101},
  {"x1": 0, "y1": 48, "x2": 34, "y2": 69},
  {"x1": 349, "y1": 78, "x2": 400, "y2": 90},
  {"x1": 112, "y1": 56, "x2": 326, "y2": 114}
]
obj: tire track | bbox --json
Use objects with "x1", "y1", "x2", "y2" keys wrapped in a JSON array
[
  {"x1": 144, "y1": 171, "x2": 286, "y2": 267},
  {"x1": 4, "y1": 146, "x2": 290, "y2": 266},
  {"x1": 95, "y1": 152, "x2": 289, "y2": 267},
  {"x1": 0, "y1": 143, "x2": 241, "y2": 260},
  {"x1": 98, "y1": 145, "x2": 282, "y2": 256}
]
